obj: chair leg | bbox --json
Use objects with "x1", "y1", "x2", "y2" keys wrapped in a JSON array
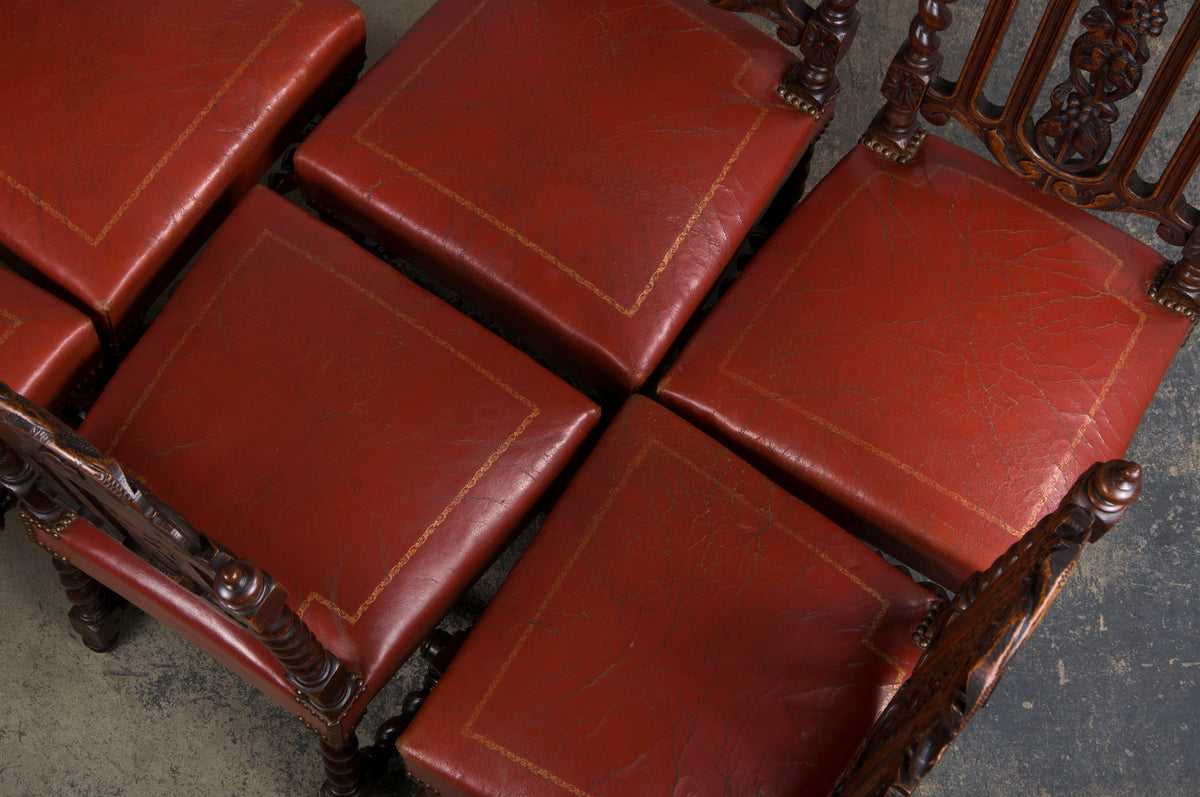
[
  {"x1": 320, "y1": 733, "x2": 367, "y2": 797},
  {"x1": 50, "y1": 556, "x2": 124, "y2": 653}
]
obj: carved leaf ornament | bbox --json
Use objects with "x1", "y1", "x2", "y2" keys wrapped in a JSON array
[{"x1": 1034, "y1": 0, "x2": 1167, "y2": 174}]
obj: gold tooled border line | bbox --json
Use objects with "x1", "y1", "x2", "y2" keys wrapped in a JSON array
[
  {"x1": 351, "y1": 0, "x2": 794, "y2": 317},
  {"x1": 106, "y1": 227, "x2": 539, "y2": 625},
  {"x1": 461, "y1": 436, "x2": 909, "y2": 796},
  {"x1": 0, "y1": 1, "x2": 303, "y2": 247},
  {"x1": 0, "y1": 309, "x2": 22, "y2": 348},
  {"x1": 715, "y1": 161, "x2": 1147, "y2": 537}
]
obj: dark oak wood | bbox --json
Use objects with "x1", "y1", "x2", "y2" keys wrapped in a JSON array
[
  {"x1": 831, "y1": 459, "x2": 1142, "y2": 796},
  {"x1": 706, "y1": 0, "x2": 862, "y2": 117},
  {"x1": 863, "y1": 0, "x2": 1200, "y2": 318},
  {"x1": 0, "y1": 381, "x2": 379, "y2": 796},
  {"x1": 48, "y1": 553, "x2": 125, "y2": 653}
]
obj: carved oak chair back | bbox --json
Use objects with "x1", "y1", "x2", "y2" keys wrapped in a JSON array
[
  {"x1": 866, "y1": 0, "x2": 1200, "y2": 315},
  {"x1": 831, "y1": 459, "x2": 1141, "y2": 795},
  {"x1": 0, "y1": 381, "x2": 362, "y2": 729}
]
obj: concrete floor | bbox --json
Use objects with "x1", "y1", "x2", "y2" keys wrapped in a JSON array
[{"x1": 2, "y1": 1, "x2": 1198, "y2": 795}]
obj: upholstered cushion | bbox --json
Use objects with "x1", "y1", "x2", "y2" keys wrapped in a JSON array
[
  {"x1": 399, "y1": 396, "x2": 934, "y2": 795},
  {"x1": 294, "y1": 0, "x2": 822, "y2": 393},
  {"x1": 32, "y1": 186, "x2": 599, "y2": 735},
  {"x1": 0, "y1": 0, "x2": 365, "y2": 340},
  {"x1": 0, "y1": 268, "x2": 99, "y2": 408},
  {"x1": 659, "y1": 137, "x2": 1190, "y2": 588}
]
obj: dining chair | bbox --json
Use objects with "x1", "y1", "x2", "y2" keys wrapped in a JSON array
[
  {"x1": 0, "y1": 185, "x2": 599, "y2": 796},
  {"x1": 658, "y1": 0, "x2": 1196, "y2": 588},
  {"x1": 396, "y1": 396, "x2": 1141, "y2": 795},
  {"x1": 0, "y1": 0, "x2": 366, "y2": 348},
  {"x1": 292, "y1": 0, "x2": 862, "y2": 394}
]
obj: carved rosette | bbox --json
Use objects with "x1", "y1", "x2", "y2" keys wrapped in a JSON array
[
  {"x1": 881, "y1": 66, "x2": 928, "y2": 112},
  {"x1": 792, "y1": 0, "x2": 863, "y2": 114},
  {"x1": 1033, "y1": 0, "x2": 1166, "y2": 174},
  {"x1": 802, "y1": 22, "x2": 842, "y2": 69}
]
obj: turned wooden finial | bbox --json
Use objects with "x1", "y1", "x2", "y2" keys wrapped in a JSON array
[
  {"x1": 215, "y1": 559, "x2": 268, "y2": 610},
  {"x1": 1065, "y1": 460, "x2": 1142, "y2": 540}
]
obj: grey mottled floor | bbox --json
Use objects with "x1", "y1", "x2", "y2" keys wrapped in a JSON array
[{"x1": 2, "y1": 1, "x2": 1197, "y2": 795}]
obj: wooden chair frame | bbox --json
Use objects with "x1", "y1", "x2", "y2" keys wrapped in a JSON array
[
  {"x1": 0, "y1": 382, "x2": 406, "y2": 796},
  {"x1": 832, "y1": 458, "x2": 1141, "y2": 794},
  {"x1": 861, "y1": 0, "x2": 1200, "y2": 321}
]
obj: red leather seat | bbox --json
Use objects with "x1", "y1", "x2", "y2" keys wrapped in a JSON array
[
  {"x1": 0, "y1": 0, "x2": 366, "y2": 342},
  {"x1": 399, "y1": 396, "x2": 936, "y2": 795},
  {"x1": 659, "y1": 137, "x2": 1190, "y2": 588},
  {"x1": 17, "y1": 185, "x2": 599, "y2": 792},
  {"x1": 0, "y1": 267, "x2": 99, "y2": 409},
  {"x1": 293, "y1": 0, "x2": 826, "y2": 393}
]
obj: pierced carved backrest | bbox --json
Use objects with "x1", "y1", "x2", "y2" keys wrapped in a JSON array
[
  {"x1": 830, "y1": 459, "x2": 1142, "y2": 797},
  {"x1": 0, "y1": 381, "x2": 361, "y2": 731},
  {"x1": 0, "y1": 381, "x2": 228, "y2": 591},
  {"x1": 863, "y1": 0, "x2": 1200, "y2": 316}
]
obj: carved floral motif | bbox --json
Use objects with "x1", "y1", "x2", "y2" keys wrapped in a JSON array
[
  {"x1": 1033, "y1": 0, "x2": 1167, "y2": 173},
  {"x1": 881, "y1": 66, "x2": 928, "y2": 112},
  {"x1": 802, "y1": 22, "x2": 843, "y2": 68}
]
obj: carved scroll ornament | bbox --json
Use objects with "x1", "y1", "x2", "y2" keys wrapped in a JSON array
[{"x1": 704, "y1": 0, "x2": 807, "y2": 44}]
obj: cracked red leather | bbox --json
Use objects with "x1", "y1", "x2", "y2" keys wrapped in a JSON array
[
  {"x1": 294, "y1": 0, "x2": 821, "y2": 393},
  {"x1": 398, "y1": 396, "x2": 934, "y2": 796},
  {"x1": 34, "y1": 186, "x2": 599, "y2": 734},
  {"x1": 659, "y1": 137, "x2": 1190, "y2": 589},
  {"x1": 0, "y1": 0, "x2": 366, "y2": 340},
  {"x1": 0, "y1": 268, "x2": 100, "y2": 408}
]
